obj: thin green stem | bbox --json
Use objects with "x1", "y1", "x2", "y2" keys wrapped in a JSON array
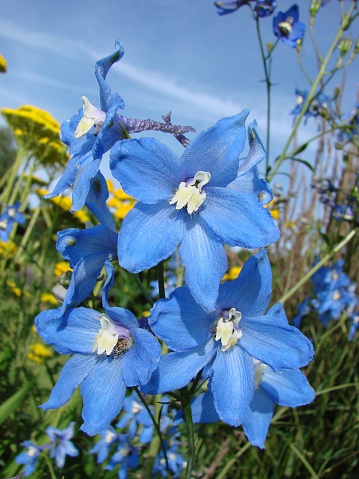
[
  {"x1": 134, "y1": 273, "x2": 154, "y2": 307},
  {"x1": 279, "y1": 228, "x2": 356, "y2": 304},
  {"x1": 157, "y1": 260, "x2": 166, "y2": 299}
]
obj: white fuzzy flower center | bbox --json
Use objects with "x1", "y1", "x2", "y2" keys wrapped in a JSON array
[
  {"x1": 170, "y1": 171, "x2": 211, "y2": 214},
  {"x1": 278, "y1": 17, "x2": 294, "y2": 35},
  {"x1": 214, "y1": 308, "x2": 242, "y2": 352},
  {"x1": 74, "y1": 96, "x2": 106, "y2": 138},
  {"x1": 0, "y1": 219, "x2": 8, "y2": 230},
  {"x1": 93, "y1": 313, "x2": 132, "y2": 356}
]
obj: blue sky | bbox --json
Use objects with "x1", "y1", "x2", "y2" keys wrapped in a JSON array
[{"x1": 0, "y1": 0, "x2": 358, "y2": 178}]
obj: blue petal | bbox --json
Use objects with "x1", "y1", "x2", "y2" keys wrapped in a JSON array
[
  {"x1": 218, "y1": 249, "x2": 272, "y2": 316},
  {"x1": 141, "y1": 340, "x2": 217, "y2": 395},
  {"x1": 41, "y1": 354, "x2": 97, "y2": 409},
  {"x1": 242, "y1": 387, "x2": 274, "y2": 449},
  {"x1": 85, "y1": 172, "x2": 115, "y2": 229},
  {"x1": 110, "y1": 137, "x2": 183, "y2": 203},
  {"x1": 190, "y1": 392, "x2": 220, "y2": 423},
  {"x1": 237, "y1": 121, "x2": 267, "y2": 176},
  {"x1": 261, "y1": 368, "x2": 315, "y2": 407},
  {"x1": 96, "y1": 39, "x2": 125, "y2": 111},
  {"x1": 81, "y1": 356, "x2": 126, "y2": 435},
  {"x1": 202, "y1": 187, "x2": 280, "y2": 248},
  {"x1": 180, "y1": 111, "x2": 249, "y2": 187},
  {"x1": 240, "y1": 319, "x2": 314, "y2": 371},
  {"x1": 210, "y1": 345, "x2": 254, "y2": 426},
  {"x1": 265, "y1": 302, "x2": 291, "y2": 326},
  {"x1": 118, "y1": 202, "x2": 184, "y2": 273},
  {"x1": 149, "y1": 288, "x2": 216, "y2": 351},
  {"x1": 35, "y1": 307, "x2": 100, "y2": 355},
  {"x1": 179, "y1": 216, "x2": 227, "y2": 312},
  {"x1": 227, "y1": 166, "x2": 273, "y2": 205},
  {"x1": 122, "y1": 328, "x2": 161, "y2": 387},
  {"x1": 71, "y1": 158, "x2": 102, "y2": 212}
]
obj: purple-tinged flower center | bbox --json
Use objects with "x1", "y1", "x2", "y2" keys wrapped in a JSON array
[
  {"x1": 93, "y1": 313, "x2": 133, "y2": 357},
  {"x1": 169, "y1": 171, "x2": 211, "y2": 214},
  {"x1": 211, "y1": 307, "x2": 242, "y2": 352}
]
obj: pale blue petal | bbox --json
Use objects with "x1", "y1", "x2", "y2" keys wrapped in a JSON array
[
  {"x1": 81, "y1": 357, "x2": 126, "y2": 435},
  {"x1": 41, "y1": 354, "x2": 97, "y2": 409},
  {"x1": 85, "y1": 172, "x2": 115, "y2": 230},
  {"x1": 149, "y1": 288, "x2": 216, "y2": 351},
  {"x1": 190, "y1": 392, "x2": 219, "y2": 423},
  {"x1": 227, "y1": 166, "x2": 273, "y2": 205},
  {"x1": 265, "y1": 303, "x2": 290, "y2": 326},
  {"x1": 110, "y1": 137, "x2": 182, "y2": 203},
  {"x1": 211, "y1": 345, "x2": 254, "y2": 426},
  {"x1": 237, "y1": 121, "x2": 266, "y2": 176},
  {"x1": 71, "y1": 158, "x2": 102, "y2": 212},
  {"x1": 96, "y1": 39, "x2": 125, "y2": 111},
  {"x1": 218, "y1": 249, "x2": 271, "y2": 316},
  {"x1": 35, "y1": 307, "x2": 100, "y2": 355},
  {"x1": 180, "y1": 216, "x2": 227, "y2": 312},
  {"x1": 122, "y1": 328, "x2": 161, "y2": 387},
  {"x1": 242, "y1": 387, "x2": 274, "y2": 449},
  {"x1": 181, "y1": 111, "x2": 249, "y2": 187},
  {"x1": 202, "y1": 188, "x2": 280, "y2": 248},
  {"x1": 141, "y1": 340, "x2": 217, "y2": 395},
  {"x1": 240, "y1": 319, "x2": 314, "y2": 370},
  {"x1": 118, "y1": 202, "x2": 184, "y2": 273},
  {"x1": 261, "y1": 369, "x2": 315, "y2": 407}
]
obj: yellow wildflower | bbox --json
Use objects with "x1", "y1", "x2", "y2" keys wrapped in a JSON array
[
  {"x1": 36, "y1": 188, "x2": 90, "y2": 223},
  {"x1": 222, "y1": 266, "x2": 242, "y2": 282},
  {"x1": 40, "y1": 292, "x2": 59, "y2": 305},
  {"x1": 0, "y1": 54, "x2": 7, "y2": 73},
  {"x1": 107, "y1": 188, "x2": 136, "y2": 220},
  {"x1": 27, "y1": 343, "x2": 52, "y2": 364},
  {"x1": 142, "y1": 310, "x2": 151, "y2": 317},
  {"x1": 54, "y1": 261, "x2": 72, "y2": 277},
  {"x1": 264, "y1": 199, "x2": 280, "y2": 219},
  {"x1": 6, "y1": 280, "x2": 21, "y2": 297},
  {"x1": 0, "y1": 240, "x2": 17, "y2": 258}
]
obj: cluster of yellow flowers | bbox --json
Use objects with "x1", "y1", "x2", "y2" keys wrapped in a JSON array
[
  {"x1": 0, "y1": 240, "x2": 17, "y2": 258},
  {"x1": 264, "y1": 199, "x2": 280, "y2": 219},
  {"x1": 36, "y1": 188, "x2": 90, "y2": 224},
  {"x1": 222, "y1": 266, "x2": 242, "y2": 282},
  {"x1": 1, "y1": 105, "x2": 68, "y2": 167},
  {"x1": 27, "y1": 343, "x2": 53, "y2": 364},
  {"x1": 0, "y1": 54, "x2": 7, "y2": 73},
  {"x1": 106, "y1": 179, "x2": 136, "y2": 220}
]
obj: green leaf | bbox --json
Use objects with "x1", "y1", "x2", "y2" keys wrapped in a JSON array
[
  {"x1": 0, "y1": 381, "x2": 34, "y2": 426},
  {"x1": 290, "y1": 157, "x2": 315, "y2": 172}
]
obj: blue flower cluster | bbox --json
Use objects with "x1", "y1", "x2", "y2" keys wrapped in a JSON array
[
  {"x1": 294, "y1": 260, "x2": 359, "y2": 340},
  {"x1": 215, "y1": 0, "x2": 277, "y2": 17},
  {"x1": 16, "y1": 422, "x2": 78, "y2": 476},
  {"x1": 34, "y1": 41, "x2": 314, "y2": 458},
  {"x1": 0, "y1": 202, "x2": 26, "y2": 242}
]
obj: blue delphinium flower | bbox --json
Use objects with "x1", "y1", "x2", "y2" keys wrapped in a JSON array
[
  {"x1": 90, "y1": 427, "x2": 121, "y2": 464},
  {"x1": 187, "y1": 359, "x2": 314, "y2": 449},
  {"x1": 105, "y1": 434, "x2": 139, "y2": 479},
  {"x1": 153, "y1": 437, "x2": 187, "y2": 478},
  {"x1": 143, "y1": 250, "x2": 314, "y2": 427},
  {"x1": 35, "y1": 262, "x2": 161, "y2": 435},
  {"x1": 15, "y1": 441, "x2": 42, "y2": 476},
  {"x1": 273, "y1": 4, "x2": 306, "y2": 47},
  {"x1": 214, "y1": 0, "x2": 252, "y2": 15},
  {"x1": 110, "y1": 113, "x2": 279, "y2": 311},
  {"x1": 46, "y1": 422, "x2": 79, "y2": 468},
  {"x1": 0, "y1": 202, "x2": 26, "y2": 241},
  {"x1": 291, "y1": 89, "x2": 332, "y2": 124},
  {"x1": 254, "y1": 0, "x2": 277, "y2": 17}
]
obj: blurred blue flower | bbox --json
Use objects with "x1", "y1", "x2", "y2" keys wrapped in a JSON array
[
  {"x1": 46, "y1": 422, "x2": 79, "y2": 468},
  {"x1": 291, "y1": 89, "x2": 332, "y2": 123},
  {"x1": 111, "y1": 113, "x2": 279, "y2": 311},
  {"x1": 15, "y1": 441, "x2": 42, "y2": 476},
  {"x1": 105, "y1": 435, "x2": 139, "y2": 479},
  {"x1": 143, "y1": 250, "x2": 314, "y2": 427},
  {"x1": 254, "y1": 0, "x2": 277, "y2": 17},
  {"x1": 153, "y1": 437, "x2": 186, "y2": 478},
  {"x1": 188, "y1": 360, "x2": 314, "y2": 449},
  {"x1": 90, "y1": 427, "x2": 121, "y2": 463},
  {"x1": 273, "y1": 4, "x2": 306, "y2": 47},
  {"x1": 36, "y1": 262, "x2": 161, "y2": 435},
  {"x1": 0, "y1": 202, "x2": 26, "y2": 241},
  {"x1": 214, "y1": 0, "x2": 251, "y2": 15}
]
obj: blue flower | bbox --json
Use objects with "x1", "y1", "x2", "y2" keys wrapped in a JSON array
[
  {"x1": 90, "y1": 427, "x2": 121, "y2": 463},
  {"x1": 110, "y1": 113, "x2": 279, "y2": 311},
  {"x1": 214, "y1": 1, "x2": 252, "y2": 15},
  {"x1": 291, "y1": 89, "x2": 332, "y2": 123},
  {"x1": 273, "y1": 4, "x2": 306, "y2": 47},
  {"x1": 142, "y1": 250, "x2": 314, "y2": 427},
  {"x1": 153, "y1": 437, "x2": 186, "y2": 478},
  {"x1": 35, "y1": 262, "x2": 161, "y2": 435},
  {"x1": 188, "y1": 361, "x2": 315, "y2": 449},
  {"x1": 105, "y1": 435, "x2": 139, "y2": 479},
  {"x1": 46, "y1": 422, "x2": 79, "y2": 468},
  {"x1": 15, "y1": 441, "x2": 42, "y2": 476},
  {"x1": 254, "y1": 0, "x2": 277, "y2": 17},
  {"x1": 0, "y1": 202, "x2": 26, "y2": 241}
]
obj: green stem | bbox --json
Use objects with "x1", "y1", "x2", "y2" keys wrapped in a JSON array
[
  {"x1": 134, "y1": 273, "x2": 154, "y2": 307},
  {"x1": 267, "y1": 2, "x2": 356, "y2": 182},
  {"x1": 157, "y1": 260, "x2": 166, "y2": 299},
  {"x1": 279, "y1": 228, "x2": 356, "y2": 304},
  {"x1": 180, "y1": 386, "x2": 196, "y2": 479}
]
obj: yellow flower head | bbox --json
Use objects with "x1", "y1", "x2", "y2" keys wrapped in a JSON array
[
  {"x1": 54, "y1": 261, "x2": 72, "y2": 277},
  {"x1": 264, "y1": 199, "x2": 280, "y2": 219},
  {"x1": 27, "y1": 343, "x2": 52, "y2": 364},
  {"x1": 36, "y1": 188, "x2": 90, "y2": 223},
  {"x1": 0, "y1": 54, "x2": 7, "y2": 73},
  {"x1": 40, "y1": 292, "x2": 59, "y2": 305},
  {"x1": 222, "y1": 266, "x2": 242, "y2": 282}
]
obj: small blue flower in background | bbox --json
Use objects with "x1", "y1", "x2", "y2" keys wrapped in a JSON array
[
  {"x1": 273, "y1": 4, "x2": 306, "y2": 48},
  {"x1": 46, "y1": 422, "x2": 79, "y2": 468},
  {"x1": 0, "y1": 202, "x2": 26, "y2": 241},
  {"x1": 90, "y1": 427, "x2": 121, "y2": 464},
  {"x1": 105, "y1": 434, "x2": 139, "y2": 479},
  {"x1": 35, "y1": 262, "x2": 161, "y2": 435},
  {"x1": 15, "y1": 441, "x2": 42, "y2": 476},
  {"x1": 143, "y1": 250, "x2": 314, "y2": 427},
  {"x1": 254, "y1": 0, "x2": 277, "y2": 17},
  {"x1": 185, "y1": 359, "x2": 314, "y2": 449},
  {"x1": 291, "y1": 89, "x2": 332, "y2": 124},
  {"x1": 153, "y1": 436, "x2": 187, "y2": 478},
  {"x1": 214, "y1": 0, "x2": 251, "y2": 15},
  {"x1": 111, "y1": 112, "x2": 279, "y2": 311}
]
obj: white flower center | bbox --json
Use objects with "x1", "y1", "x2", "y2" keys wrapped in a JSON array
[
  {"x1": 28, "y1": 446, "x2": 38, "y2": 457},
  {"x1": 93, "y1": 313, "x2": 132, "y2": 356},
  {"x1": 0, "y1": 219, "x2": 8, "y2": 230},
  {"x1": 278, "y1": 18, "x2": 293, "y2": 35},
  {"x1": 169, "y1": 171, "x2": 211, "y2": 214},
  {"x1": 214, "y1": 308, "x2": 242, "y2": 352},
  {"x1": 253, "y1": 359, "x2": 268, "y2": 389},
  {"x1": 7, "y1": 208, "x2": 16, "y2": 218},
  {"x1": 105, "y1": 430, "x2": 116, "y2": 443},
  {"x1": 74, "y1": 96, "x2": 106, "y2": 138},
  {"x1": 332, "y1": 290, "x2": 341, "y2": 301}
]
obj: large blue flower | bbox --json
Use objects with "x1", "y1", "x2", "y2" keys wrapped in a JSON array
[
  {"x1": 273, "y1": 4, "x2": 306, "y2": 48},
  {"x1": 110, "y1": 113, "x2": 279, "y2": 311},
  {"x1": 142, "y1": 250, "x2": 314, "y2": 427},
  {"x1": 35, "y1": 262, "x2": 161, "y2": 435},
  {"x1": 188, "y1": 362, "x2": 315, "y2": 448}
]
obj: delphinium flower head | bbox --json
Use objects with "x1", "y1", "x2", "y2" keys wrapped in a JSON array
[
  {"x1": 143, "y1": 250, "x2": 314, "y2": 427},
  {"x1": 110, "y1": 112, "x2": 279, "y2": 311},
  {"x1": 214, "y1": 0, "x2": 252, "y2": 15},
  {"x1": 0, "y1": 202, "x2": 26, "y2": 241},
  {"x1": 45, "y1": 422, "x2": 79, "y2": 468},
  {"x1": 254, "y1": 0, "x2": 277, "y2": 17},
  {"x1": 153, "y1": 436, "x2": 187, "y2": 478},
  {"x1": 291, "y1": 89, "x2": 332, "y2": 124},
  {"x1": 105, "y1": 434, "x2": 139, "y2": 479},
  {"x1": 35, "y1": 262, "x2": 161, "y2": 435},
  {"x1": 90, "y1": 427, "x2": 121, "y2": 464},
  {"x1": 273, "y1": 4, "x2": 306, "y2": 47},
  {"x1": 185, "y1": 359, "x2": 314, "y2": 449},
  {"x1": 15, "y1": 441, "x2": 42, "y2": 476}
]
